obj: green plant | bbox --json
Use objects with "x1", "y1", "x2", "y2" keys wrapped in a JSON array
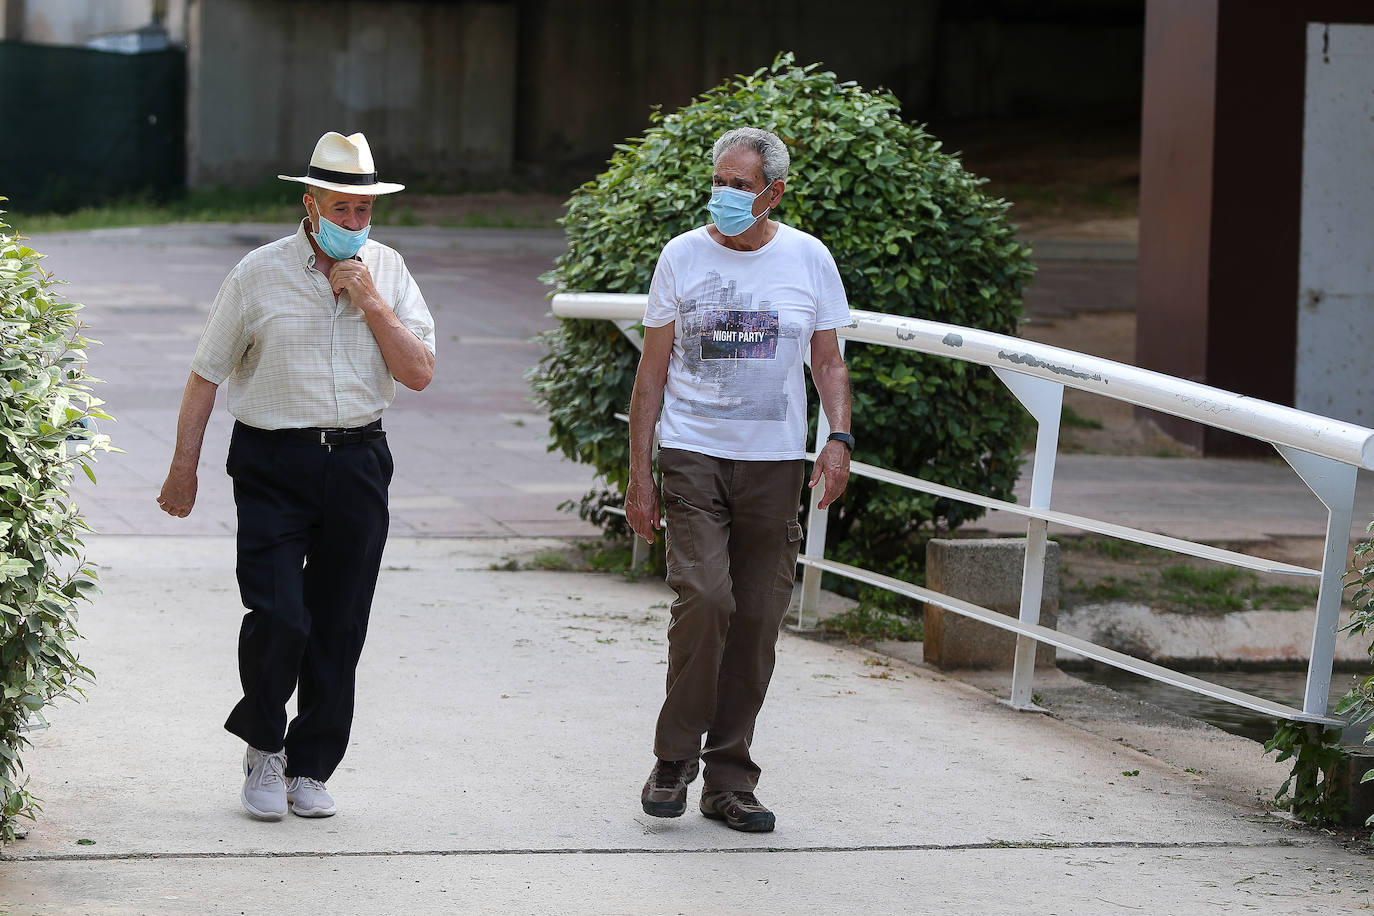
[
  {"x1": 524, "y1": 552, "x2": 574, "y2": 571},
  {"x1": 0, "y1": 206, "x2": 111, "y2": 843},
  {"x1": 1263, "y1": 722, "x2": 1349, "y2": 826},
  {"x1": 821, "y1": 601, "x2": 924, "y2": 643},
  {"x1": 530, "y1": 54, "x2": 1034, "y2": 584},
  {"x1": 1334, "y1": 521, "x2": 1374, "y2": 841}
]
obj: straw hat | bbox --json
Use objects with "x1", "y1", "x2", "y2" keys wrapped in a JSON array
[{"x1": 278, "y1": 131, "x2": 404, "y2": 195}]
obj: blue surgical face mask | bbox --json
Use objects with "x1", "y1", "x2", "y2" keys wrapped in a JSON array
[
  {"x1": 708, "y1": 182, "x2": 772, "y2": 237},
  {"x1": 309, "y1": 199, "x2": 370, "y2": 259}
]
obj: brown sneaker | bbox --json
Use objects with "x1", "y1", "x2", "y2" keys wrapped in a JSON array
[
  {"x1": 640, "y1": 758, "x2": 700, "y2": 817},
  {"x1": 699, "y1": 790, "x2": 775, "y2": 832}
]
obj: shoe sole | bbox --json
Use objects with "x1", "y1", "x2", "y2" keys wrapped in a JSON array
[
  {"x1": 289, "y1": 803, "x2": 337, "y2": 818},
  {"x1": 241, "y1": 789, "x2": 286, "y2": 821},
  {"x1": 640, "y1": 759, "x2": 700, "y2": 818},
  {"x1": 701, "y1": 808, "x2": 775, "y2": 832},
  {"x1": 641, "y1": 798, "x2": 687, "y2": 818}
]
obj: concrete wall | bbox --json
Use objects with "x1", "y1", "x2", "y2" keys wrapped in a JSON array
[
  {"x1": 514, "y1": 0, "x2": 942, "y2": 172},
  {"x1": 515, "y1": 0, "x2": 1143, "y2": 176},
  {"x1": 187, "y1": 0, "x2": 516, "y2": 187},
  {"x1": 1295, "y1": 23, "x2": 1374, "y2": 424},
  {"x1": 0, "y1": 0, "x2": 188, "y2": 44},
  {"x1": 180, "y1": 0, "x2": 1143, "y2": 187}
]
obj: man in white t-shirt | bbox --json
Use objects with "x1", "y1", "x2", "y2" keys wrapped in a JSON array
[{"x1": 627, "y1": 127, "x2": 854, "y2": 833}]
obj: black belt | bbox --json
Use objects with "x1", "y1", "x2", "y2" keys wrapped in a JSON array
[{"x1": 245, "y1": 420, "x2": 385, "y2": 446}]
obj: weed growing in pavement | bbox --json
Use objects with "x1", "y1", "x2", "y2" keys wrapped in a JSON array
[
  {"x1": 822, "y1": 602, "x2": 923, "y2": 643},
  {"x1": 525, "y1": 552, "x2": 574, "y2": 571}
]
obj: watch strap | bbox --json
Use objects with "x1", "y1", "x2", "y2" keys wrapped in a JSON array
[{"x1": 826, "y1": 431, "x2": 855, "y2": 453}]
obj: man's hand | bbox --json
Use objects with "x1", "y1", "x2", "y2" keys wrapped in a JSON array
[
  {"x1": 157, "y1": 466, "x2": 198, "y2": 517},
  {"x1": 625, "y1": 475, "x2": 662, "y2": 544},
  {"x1": 808, "y1": 440, "x2": 851, "y2": 510},
  {"x1": 329, "y1": 258, "x2": 383, "y2": 311}
]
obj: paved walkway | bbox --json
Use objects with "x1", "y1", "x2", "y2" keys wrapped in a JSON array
[{"x1": 0, "y1": 225, "x2": 1369, "y2": 913}]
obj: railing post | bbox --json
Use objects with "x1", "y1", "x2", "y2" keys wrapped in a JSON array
[
  {"x1": 993, "y1": 369, "x2": 1064, "y2": 711},
  {"x1": 1276, "y1": 446, "x2": 1359, "y2": 717},
  {"x1": 794, "y1": 337, "x2": 846, "y2": 630}
]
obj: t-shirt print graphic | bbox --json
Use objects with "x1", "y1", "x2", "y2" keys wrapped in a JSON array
[
  {"x1": 677, "y1": 271, "x2": 799, "y2": 422},
  {"x1": 700, "y1": 308, "x2": 779, "y2": 360}
]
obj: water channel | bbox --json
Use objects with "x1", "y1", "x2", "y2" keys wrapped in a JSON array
[{"x1": 1069, "y1": 665, "x2": 1370, "y2": 745}]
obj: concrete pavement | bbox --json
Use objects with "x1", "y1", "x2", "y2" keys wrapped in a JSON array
[
  {"x1": 5, "y1": 537, "x2": 1371, "y2": 913},
  {"x1": 0, "y1": 223, "x2": 1370, "y2": 913}
]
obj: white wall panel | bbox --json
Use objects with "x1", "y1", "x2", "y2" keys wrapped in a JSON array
[{"x1": 1296, "y1": 23, "x2": 1374, "y2": 423}]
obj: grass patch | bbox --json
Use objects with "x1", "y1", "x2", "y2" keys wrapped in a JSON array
[
  {"x1": 524, "y1": 552, "x2": 574, "y2": 571},
  {"x1": 1061, "y1": 405, "x2": 1103, "y2": 430},
  {"x1": 1075, "y1": 536, "x2": 1159, "y2": 562},
  {"x1": 5, "y1": 184, "x2": 562, "y2": 234},
  {"x1": 821, "y1": 604, "x2": 923, "y2": 643},
  {"x1": 1078, "y1": 574, "x2": 1142, "y2": 603},
  {"x1": 1060, "y1": 536, "x2": 1320, "y2": 613}
]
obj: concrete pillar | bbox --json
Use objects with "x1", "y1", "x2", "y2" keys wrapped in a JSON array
[
  {"x1": 1137, "y1": 0, "x2": 1374, "y2": 452},
  {"x1": 923, "y1": 538, "x2": 1059, "y2": 670}
]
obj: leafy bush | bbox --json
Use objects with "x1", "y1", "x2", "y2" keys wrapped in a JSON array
[
  {"x1": 1263, "y1": 721, "x2": 1349, "y2": 827},
  {"x1": 530, "y1": 54, "x2": 1034, "y2": 583},
  {"x1": 0, "y1": 205, "x2": 111, "y2": 842},
  {"x1": 1262, "y1": 520, "x2": 1374, "y2": 841}
]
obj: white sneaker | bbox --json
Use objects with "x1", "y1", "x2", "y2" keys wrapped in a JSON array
[
  {"x1": 286, "y1": 776, "x2": 337, "y2": 818},
  {"x1": 241, "y1": 747, "x2": 287, "y2": 821}
]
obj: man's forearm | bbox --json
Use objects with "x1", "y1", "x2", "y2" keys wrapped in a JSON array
[
  {"x1": 171, "y1": 372, "x2": 219, "y2": 472},
  {"x1": 628, "y1": 372, "x2": 664, "y2": 482},
  {"x1": 815, "y1": 360, "x2": 852, "y2": 434},
  {"x1": 364, "y1": 307, "x2": 434, "y2": 391}
]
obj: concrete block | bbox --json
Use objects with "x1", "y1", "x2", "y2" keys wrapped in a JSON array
[
  {"x1": 923, "y1": 538, "x2": 1059, "y2": 670},
  {"x1": 1339, "y1": 746, "x2": 1374, "y2": 829}
]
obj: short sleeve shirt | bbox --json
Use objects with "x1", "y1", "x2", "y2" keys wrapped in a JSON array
[
  {"x1": 191, "y1": 220, "x2": 436, "y2": 429},
  {"x1": 643, "y1": 223, "x2": 851, "y2": 460}
]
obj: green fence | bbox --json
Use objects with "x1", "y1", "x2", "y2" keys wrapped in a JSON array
[{"x1": 0, "y1": 40, "x2": 185, "y2": 212}]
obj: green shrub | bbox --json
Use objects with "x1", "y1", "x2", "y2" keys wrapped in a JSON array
[
  {"x1": 530, "y1": 54, "x2": 1034, "y2": 582},
  {"x1": 0, "y1": 205, "x2": 111, "y2": 843}
]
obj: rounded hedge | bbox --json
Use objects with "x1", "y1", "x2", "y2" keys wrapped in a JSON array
[{"x1": 531, "y1": 54, "x2": 1035, "y2": 581}]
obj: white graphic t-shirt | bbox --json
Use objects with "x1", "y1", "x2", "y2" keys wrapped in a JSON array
[{"x1": 643, "y1": 223, "x2": 852, "y2": 460}]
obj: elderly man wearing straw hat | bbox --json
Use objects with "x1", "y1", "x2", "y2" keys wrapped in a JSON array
[{"x1": 157, "y1": 131, "x2": 435, "y2": 820}]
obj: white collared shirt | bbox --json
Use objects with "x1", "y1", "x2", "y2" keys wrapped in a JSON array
[{"x1": 191, "y1": 220, "x2": 436, "y2": 429}]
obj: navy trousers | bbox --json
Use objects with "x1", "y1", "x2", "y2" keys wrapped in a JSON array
[{"x1": 222, "y1": 421, "x2": 393, "y2": 781}]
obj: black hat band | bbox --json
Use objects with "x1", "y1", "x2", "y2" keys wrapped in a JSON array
[{"x1": 306, "y1": 165, "x2": 378, "y2": 186}]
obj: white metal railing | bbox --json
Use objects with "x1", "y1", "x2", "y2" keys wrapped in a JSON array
[{"x1": 552, "y1": 292, "x2": 1373, "y2": 728}]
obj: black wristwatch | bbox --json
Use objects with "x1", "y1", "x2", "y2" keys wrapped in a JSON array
[{"x1": 826, "y1": 431, "x2": 855, "y2": 453}]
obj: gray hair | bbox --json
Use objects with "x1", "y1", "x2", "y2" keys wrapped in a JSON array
[{"x1": 711, "y1": 128, "x2": 790, "y2": 185}]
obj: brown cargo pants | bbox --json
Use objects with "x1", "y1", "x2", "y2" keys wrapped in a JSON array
[{"x1": 653, "y1": 447, "x2": 806, "y2": 792}]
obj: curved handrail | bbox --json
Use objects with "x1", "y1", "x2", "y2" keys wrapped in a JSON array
[{"x1": 550, "y1": 293, "x2": 1374, "y2": 470}]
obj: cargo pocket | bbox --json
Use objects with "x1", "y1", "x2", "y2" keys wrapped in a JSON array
[
  {"x1": 773, "y1": 519, "x2": 804, "y2": 595},
  {"x1": 663, "y1": 494, "x2": 700, "y2": 574}
]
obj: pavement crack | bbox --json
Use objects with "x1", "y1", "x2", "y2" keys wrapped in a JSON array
[{"x1": 2, "y1": 839, "x2": 1304, "y2": 863}]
